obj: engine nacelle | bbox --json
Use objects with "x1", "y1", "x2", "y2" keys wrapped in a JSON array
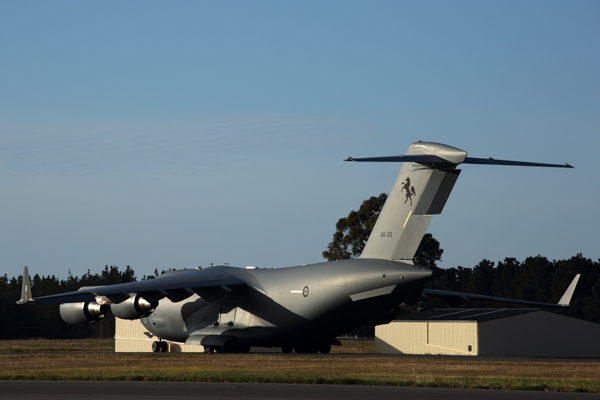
[
  {"x1": 110, "y1": 294, "x2": 156, "y2": 320},
  {"x1": 59, "y1": 302, "x2": 109, "y2": 325}
]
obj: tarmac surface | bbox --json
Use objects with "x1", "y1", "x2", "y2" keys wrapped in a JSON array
[{"x1": 0, "y1": 381, "x2": 597, "y2": 400}]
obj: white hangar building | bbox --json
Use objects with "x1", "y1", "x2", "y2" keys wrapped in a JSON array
[
  {"x1": 115, "y1": 319, "x2": 203, "y2": 353},
  {"x1": 375, "y1": 308, "x2": 600, "y2": 358}
]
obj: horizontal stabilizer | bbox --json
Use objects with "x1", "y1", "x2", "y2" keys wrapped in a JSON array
[
  {"x1": 345, "y1": 155, "x2": 447, "y2": 163},
  {"x1": 346, "y1": 154, "x2": 573, "y2": 169},
  {"x1": 463, "y1": 157, "x2": 573, "y2": 168}
]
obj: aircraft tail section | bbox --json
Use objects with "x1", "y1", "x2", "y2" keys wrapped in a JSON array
[
  {"x1": 348, "y1": 141, "x2": 572, "y2": 261},
  {"x1": 357, "y1": 142, "x2": 464, "y2": 261}
]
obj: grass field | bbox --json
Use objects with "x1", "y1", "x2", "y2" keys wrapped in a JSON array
[{"x1": 0, "y1": 339, "x2": 598, "y2": 392}]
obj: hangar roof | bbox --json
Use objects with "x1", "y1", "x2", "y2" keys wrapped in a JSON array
[{"x1": 396, "y1": 308, "x2": 540, "y2": 323}]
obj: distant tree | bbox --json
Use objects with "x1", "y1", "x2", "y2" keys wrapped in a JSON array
[
  {"x1": 466, "y1": 259, "x2": 495, "y2": 296},
  {"x1": 323, "y1": 194, "x2": 387, "y2": 261},
  {"x1": 322, "y1": 193, "x2": 443, "y2": 269},
  {"x1": 414, "y1": 234, "x2": 443, "y2": 270},
  {"x1": 141, "y1": 268, "x2": 175, "y2": 280}
]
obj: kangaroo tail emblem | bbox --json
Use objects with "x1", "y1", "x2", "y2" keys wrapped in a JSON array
[{"x1": 401, "y1": 177, "x2": 416, "y2": 206}]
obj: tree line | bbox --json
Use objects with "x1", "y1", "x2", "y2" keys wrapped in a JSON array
[
  {"x1": 2, "y1": 254, "x2": 598, "y2": 341},
  {"x1": 424, "y1": 254, "x2": 600, "y2": 322}
]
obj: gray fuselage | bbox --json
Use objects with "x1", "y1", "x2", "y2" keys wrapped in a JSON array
[{"x1": 141, "y1": 259, "x2": 432, "y2": 348}]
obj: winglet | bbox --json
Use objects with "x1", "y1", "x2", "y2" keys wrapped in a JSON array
[
  {"x1": 557, "y1": 274, "x2": 580, "y2": 306},
  {"x1": 16, "y1": 266, "x2": 33, "y2": 304}
]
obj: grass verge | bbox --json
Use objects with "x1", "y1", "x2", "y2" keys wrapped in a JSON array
[{"x1": 0, "y1": 340, "x2": 598, "y2": 393}]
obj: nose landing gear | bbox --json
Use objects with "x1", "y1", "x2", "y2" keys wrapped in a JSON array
[{"x1": 151, "y1": 340, "x2": 168, "y2": 353}]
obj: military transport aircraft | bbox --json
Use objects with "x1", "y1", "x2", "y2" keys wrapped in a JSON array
[{"x1": 18, "y1": 142, "x2": 580, "y2": 354}]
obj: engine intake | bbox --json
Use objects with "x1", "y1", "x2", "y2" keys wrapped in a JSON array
[{"x1": 59, "y1": 302, "x2": 108, "y2": 325}]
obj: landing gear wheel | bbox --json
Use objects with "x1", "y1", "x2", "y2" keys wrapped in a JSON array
[
  {"x1": 160, "y1": 341, "x2": 168, "y2": 352},
  {"x1": 319, "y1": 344, "x2": 331, "y2": 354},
  {"x1": 215, "y1": 340, "x2": 236, "y2": 354},
  {"x1": 151, "y1": 341, "x2": 160, "y2": 353},
  {"x1": 281, "y1": 346, "x2": 293, "y2": 353},
  {"x1": 238, "y1": 346, "x2": 251, "y2": 354}
]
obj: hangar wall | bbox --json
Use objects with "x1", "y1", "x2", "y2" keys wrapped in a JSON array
[
  {"x1": 375, "y1": 320, "x2": 478, "y2": 356},
  {"x1": 478, "y1": 311, "x2": 600, "y2": 357},
  {"x1": 375, "y1": 309, "x2": 600, "y2": 358},
  {"x1": 115, "y1": 319, "x2": 203, "y2": 353}
]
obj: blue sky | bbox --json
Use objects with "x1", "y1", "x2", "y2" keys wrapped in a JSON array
[{"x1": 1, "y1": 1, "x2": 598, "y2": 280}]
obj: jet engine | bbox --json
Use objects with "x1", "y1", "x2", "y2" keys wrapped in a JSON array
[
  {"x1": 59, "y1": 301, "x2": 109, "y2": 325},
  {"x1": 110, "y1": 294, "x2": 156, "y2": 320}
]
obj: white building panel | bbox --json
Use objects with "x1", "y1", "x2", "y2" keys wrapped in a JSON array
[
  {"x1": 115, "y1": 319, "x2": 204, "y2": 353},
  {"x1": 427, "y1": 321, "x2": 477, "y2": 355},
  {"x1": 375, "y1": 320, "x2": 477, "y2": 356}
]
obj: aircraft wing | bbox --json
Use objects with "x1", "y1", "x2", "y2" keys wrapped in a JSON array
[
  {"x1": 422, "y1": 274, "x2": 580, "y2": 308},
  {"x1": 26, "y1": 267, "x2": 249, "y2": 305}
]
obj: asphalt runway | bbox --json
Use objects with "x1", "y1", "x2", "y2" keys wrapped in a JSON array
[{"x1": 0, "y1": 381, "x2": 596, "y2": 400}]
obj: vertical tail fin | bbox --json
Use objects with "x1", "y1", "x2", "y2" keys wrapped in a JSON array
[{"x1": 355, "y1": 142, "x2": 465, "y2": 260}]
